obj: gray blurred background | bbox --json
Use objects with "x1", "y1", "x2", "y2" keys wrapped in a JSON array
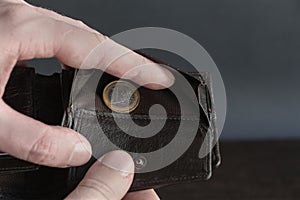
[{"x1": 27, "y1": 0, "x2": 300, "y2": 140}]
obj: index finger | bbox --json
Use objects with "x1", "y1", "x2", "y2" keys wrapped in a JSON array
[{"x1": 3, "y1": 4, "x2": 174, "y2": 90}]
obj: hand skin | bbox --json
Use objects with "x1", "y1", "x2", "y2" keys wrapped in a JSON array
[
  {"x1": 66, "y1": 151, "x2": 160, "y2": 200},
  {"x1": 0, "y1": 0, "x2": 174, "y2": 199}
]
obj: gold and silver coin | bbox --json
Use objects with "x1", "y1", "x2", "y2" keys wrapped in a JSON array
[{"x1": 103, "y1": 80, "x2": 140, "y2": 113}]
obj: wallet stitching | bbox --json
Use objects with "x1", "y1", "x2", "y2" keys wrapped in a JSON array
[
  {"x1": 74, "y1": 108, "x2": 201, "y2": 121},
  {"x1": 0, "y1": 166, "x2": 37, "y2": 171},
  {"x1": 135, "y1": 129, "x2": 211, "y2": 186},
  {"x1": 135, "y1": 173, "x2": 210, "y2": 186},
  {"x1": 73, "y1": 109, "x2": 84, "y2": 131}
]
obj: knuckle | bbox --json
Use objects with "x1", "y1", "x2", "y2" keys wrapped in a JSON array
[
  {"x1": 27, "y1": 127, "x2": 59, "y2": 165},
  {"x1": 79, "y1": 178, "x2": 116, "y2": 200},
  {"x1": 35, "y1": 6, "x2": 57, "y2": 17},
  {"x1": 0, "y1": 3, "x2": 43, "y2": 52},
  {"x1": 75, "y1": 19, "x2": 85, "y2": 26},
  {"x1": 141, "y1": 55, "x2": 150, "y2": 65},
  {"x1": 0, "y1": 3, "x2": 22, "y2": 16},
  {"x1": 1, "y1": 4, "x2": 29, "y2": 26},
  {"x1": 0, "y1": 4, "x2": 23, "y2": 46},
  {"x1": 94, "y1": 33, "x2": 106, "y2": 43}
]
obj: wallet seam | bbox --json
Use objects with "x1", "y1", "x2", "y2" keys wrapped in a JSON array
[
  {"x1": 135, "y1": 173, "x2": 210, "y2": 185},
  {"x1": 97, "y1": 111, "x2": 200, "y2": 121},
  {"x1": 0, "y1": 166, "x2": 36, "y2": 171},
  {"x1": 74, "y1": 108, "x2": 201, "y2": 121}
]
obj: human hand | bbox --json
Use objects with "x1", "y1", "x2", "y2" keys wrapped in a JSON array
[
  {"x1": 66, "y1": 150, "x2": 160, "y2": 200},
  {"x1": 0, "y1": 0, "x2": 174, "y2": 199}
]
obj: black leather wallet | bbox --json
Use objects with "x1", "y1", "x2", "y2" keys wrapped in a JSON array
[{"x1": 0, "y1": 59, "x2": 220, "y2": 199}]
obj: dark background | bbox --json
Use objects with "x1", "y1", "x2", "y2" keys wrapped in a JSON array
[
  {"x1": 27, "y1": 0, "x2": 300, "y2": 140},
  {"x1": 24, "y1": 1, "x2": 300, "y2": 199}
]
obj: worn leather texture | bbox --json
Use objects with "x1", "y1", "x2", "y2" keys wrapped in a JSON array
[{"x1": 0, "y1": 62, "x2": 220, "y2": 199}]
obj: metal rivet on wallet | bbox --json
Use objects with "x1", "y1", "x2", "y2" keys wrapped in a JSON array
[
  {"x1": 134, "y1": 156, "x2": 147, "y2": 170},
  {"x1": 102, "y1": 80, "x2": 140, "y2": 113}
]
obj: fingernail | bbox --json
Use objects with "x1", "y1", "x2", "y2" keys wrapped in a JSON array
[
  {"x1": 138, "y1": 63, "x2": 175, "y2": 89},
  {"x1": 99, "y1": 150, "x2": 134, "y2": 176},
  {"x1": 161, "y1": 67, "x2": 175, "y2": 87},
  {"x1": 68, "y1": 141, "x2": 92, "y2": 166}
]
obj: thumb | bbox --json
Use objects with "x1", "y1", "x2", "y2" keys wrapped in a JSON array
[{"x1": 66, "y1": 150, "x2": 135, "y2": 200}]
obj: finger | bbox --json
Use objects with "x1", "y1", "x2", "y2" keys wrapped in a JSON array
[
  {"x1": 66, "y1": 150, "x2": 135, "y2": 200},
  {"x1": 0, "y1": 51, "x2": 17, "y2": 96},
  {"x1": 1, "y1": 4, "x2": 174, "y2": 90},
  {"x1": 80, "y1": 39, "x2": 175, "y2": 90},
  {"x1": 32, "y1": 5, "x2": 175, "y2": 90},
  {"x1": 123, "y1": 189, "x2": 160, "y2": 200},
  {"x1": 31, "y1": 5, "x2": 97, "y2": 33},
  {"x1": 0, "y1": 100, "x2": 92, "y2": 167}
]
